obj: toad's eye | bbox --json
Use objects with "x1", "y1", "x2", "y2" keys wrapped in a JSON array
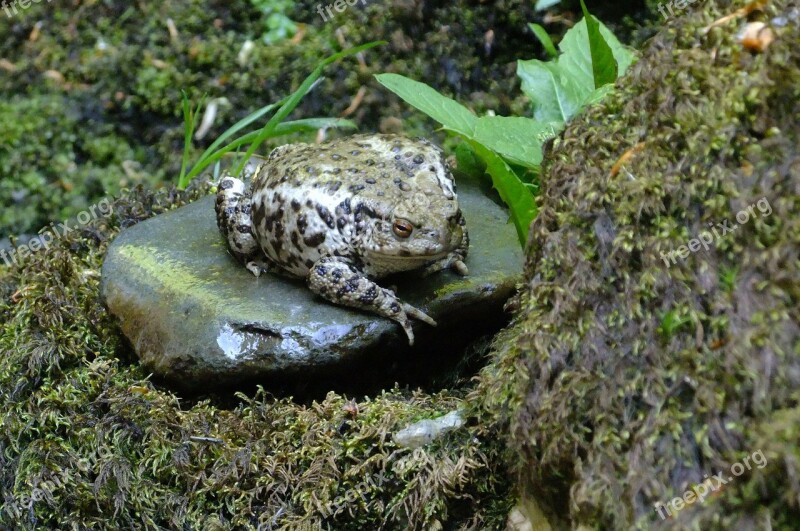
[{"x1": 392, "y1": 219, "x2": 413, "y2": 238}]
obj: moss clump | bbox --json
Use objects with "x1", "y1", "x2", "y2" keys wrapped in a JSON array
[
  {"x1": 0, "y1": 95, "x2": 162, "y2": 237},
  {"x1": 475, "y1": 0, "x2": 800, "y2": 528},
  {"x1": 0, "y1": 182, "x2": 511, "y2": 529}
]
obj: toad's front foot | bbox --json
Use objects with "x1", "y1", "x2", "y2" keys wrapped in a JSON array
[
  {"x1": 422, "y1": 252, "x2": 469, "y2": 277},
  {"x1": 307, "y1": 257, "x2": 436, "y2": 345}
]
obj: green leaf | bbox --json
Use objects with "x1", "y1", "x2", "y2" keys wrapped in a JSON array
[
  {"x1": 528, "y1": 23, "x2": 557, "y2": 59},
  {"x1": 598, "y1": 20, "x2": 635, "y2": 76},
  {"x1": 558, "y1": 16, "x2": 635, "y2": 83},
  {"x1": 474, "y1": 116, "x2": 556, "y2": 168},
  {"x1": 518, "y1": 15, "x2": 635, "y2": 124},
  {"x1": 517, "y1": 59, "x2": 587, "y2": 123},
  {"x1": 376, "y1": 73, "x2": 545, "y2": 246},
  {"x1": 580, "y1": 0, "x2": 617, "y2": 86},
  {"x1": 466, "y1": 140, "x2": 536, "y2": 246},
  {"x1": 374, "y1": 73, "x2": 477, "y2": 136},
  {"x1": 585, "y1": 83, "x2": 616, "y2": 106},
  {"x1": 454, "y1": 143, "x2": 486, "y2": 178}
]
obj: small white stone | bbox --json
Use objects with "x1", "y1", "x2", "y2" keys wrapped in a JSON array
[{"x1": 393, "y1": 410, "x2": 464, "y2": 448}]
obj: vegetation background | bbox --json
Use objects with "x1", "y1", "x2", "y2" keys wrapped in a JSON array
[{"x1": 2, "y1": 0, "x2": 798, "y2": 530}]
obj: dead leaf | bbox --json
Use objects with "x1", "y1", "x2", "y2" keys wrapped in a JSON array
[
  {"x1": 610, "y1": 142, "x2": 647, "y2": 177},
  {"x1": 341, "y1": 86, "x2": 367, "y2": 117},
  {"x1": 702, "y1": 0, "x2": 769, "y2": 34},
  {"x1": 739, "y1": 21, "x2": 775, "y2": 52}
]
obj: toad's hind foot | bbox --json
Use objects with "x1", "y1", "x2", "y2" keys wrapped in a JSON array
[
  {"x1": 245, "y1": 259, "x2": 272, "y2": 278},
  {"x1": 307, "y1": 257, "x2": 437, "y2": 345}
]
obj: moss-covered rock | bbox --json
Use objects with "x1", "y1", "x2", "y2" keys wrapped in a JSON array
[
  {"x1": 0, "y1": 182, "x2": 513, "y2": 529},
  {"x1": 476, "y1": 0, "x2": 800, "y2": 528}
]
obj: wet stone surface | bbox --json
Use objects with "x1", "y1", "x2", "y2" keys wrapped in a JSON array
[{"x1": 100, "y1": 176, "x2": 522, "y2": 394}]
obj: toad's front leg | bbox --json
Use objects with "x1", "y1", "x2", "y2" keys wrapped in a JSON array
[
  {"x1": 307, "y1": 257, "x2": 436, "y2": 345},
  {"x1": 423, "y1": 212, "x2": 469, "y2": 277}
]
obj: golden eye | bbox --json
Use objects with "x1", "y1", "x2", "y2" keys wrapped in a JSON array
[{"x1": 392, "y1": 219, "x2": 413, "y2": 238}]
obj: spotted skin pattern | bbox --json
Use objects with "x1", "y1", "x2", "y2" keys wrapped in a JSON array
[{"x1": 215, "y1": 134, "x2": 469, "y2": 344}]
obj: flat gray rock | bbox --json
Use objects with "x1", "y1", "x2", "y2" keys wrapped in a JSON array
[{"x1": 100, "y1": 176, "x2": 522, "y2": 393}]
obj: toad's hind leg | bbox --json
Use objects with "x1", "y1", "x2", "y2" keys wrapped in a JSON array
[
  {"x1": 215, "y1": 175, "x2": 270, "y2": 277},
  {"x1": 307, "y1": 257, "x2": 436, "y2": 346}
]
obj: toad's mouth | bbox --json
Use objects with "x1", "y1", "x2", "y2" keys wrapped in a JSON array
[{"x1": 365, "y1": 249, "x2": 451, "y2": 261}]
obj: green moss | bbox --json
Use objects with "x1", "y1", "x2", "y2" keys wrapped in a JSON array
[
  {"x1": 0, "y1": 183, "x2": 511, "y2": 529},
  {"x1": 474, "y1": 0, "x2": 800, "y2": 528},
  {"x1": 0, "y1": 95, "x2": 163, "y2": 237}
]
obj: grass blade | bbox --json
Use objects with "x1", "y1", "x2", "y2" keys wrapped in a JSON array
[
  {"x1": 178, "y1": 92, "x2": 194, "y2": 187},
  {"x1": 528, "y1": 23, "x2": 558, "y2": 58},
  {"x1": 178, "y1": 92, "x2": 207, "y2": 189},
  {"x1": 195, "y1": 98, "x2": 287, "y2": 168},
  {"x1": 232, "y1": 41, "x2": 385, "y2": 176},
  {"x1": 185, "y1": 118, "x2": 358, "y2": 177}
]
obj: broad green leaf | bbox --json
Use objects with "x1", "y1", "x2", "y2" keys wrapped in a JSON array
[
  {"x1": 374, "y1": 73, "x2": 477, "y2": 136},
  {"x1": 585, "y1": 84, "x2": 615, "y2": 106},
  {"x1": 518, "y1": 15, "x2": 635, "y2": 124},
  {"x1": 580, "y1": 0, "x2": 617, "y2": 86},
  {"x1": 454, "y1": 143, "x2": 486, "y2": 178},
  {"x1": 466, "y1": 140, "x2": 536, "y2": 246},
  {"x1": 599, "y1": 22, "x2": 635, "y2": 76},
  {"x1": 376, "y1": 73, "x2": 547, "y2": 246},
  {"x1": 559, "y1": 18, "x2": 635, "y2": 84},
  {"x1": 528, "y1": 23, "x2": 557, "y2": 59},
  {"x1": 474, "y1": 116, "x2": 556, "y2": 168},
  {"x1": 517, "y1": 59, "x2": 588, "y2": 123}
]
